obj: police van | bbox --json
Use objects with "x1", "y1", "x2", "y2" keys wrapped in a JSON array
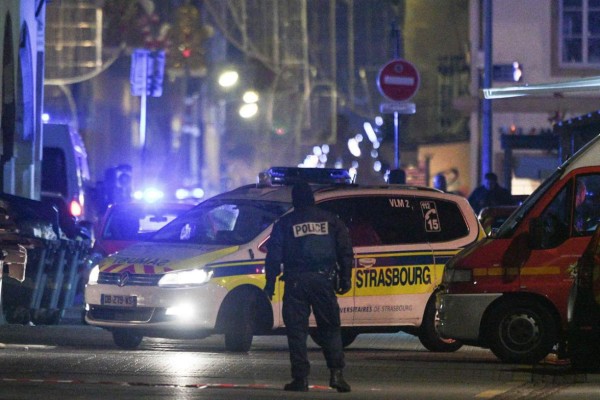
[
  {"x1": 85, "y1": 167, "x2": 484, "y2": 351},
  {"x1": 42, "y1": 123, "x2": 92, "y2": 238}
]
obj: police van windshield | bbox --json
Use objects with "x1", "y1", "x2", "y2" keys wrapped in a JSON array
[{"x1": 150, "y1": 199, "x2": 291, "y2": 245}]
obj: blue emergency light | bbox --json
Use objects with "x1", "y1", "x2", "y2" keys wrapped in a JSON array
[{"x1": 263, "y1": 167, "x2": 353, "y2": 185}]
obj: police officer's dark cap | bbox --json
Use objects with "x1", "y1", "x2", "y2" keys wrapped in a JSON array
[{"x1": 292, "y1": 180, "x2": 315, "y2": 208}]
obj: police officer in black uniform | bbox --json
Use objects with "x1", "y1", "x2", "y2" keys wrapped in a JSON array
[{"x1": 264, "y1": 180, "x2": 353, "y2": 393}]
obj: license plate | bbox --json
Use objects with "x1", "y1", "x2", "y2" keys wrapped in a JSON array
[{"x1": 101, "y1": 294, "x2": 137, "y2": 307}]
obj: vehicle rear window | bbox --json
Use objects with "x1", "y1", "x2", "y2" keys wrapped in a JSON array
[
  {"x1": 318, "y1": 195, "x2": 470, "y2": 246},
  {"x1": 415, "y1": 196, "x2": 469, "y2": 243},
  {"x1": 318, "y1": 196, "x2": 427, "y2": 245}
]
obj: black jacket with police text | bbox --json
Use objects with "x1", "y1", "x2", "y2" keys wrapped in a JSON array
[{"x1": 265, "y1": 205, "x2": 353, "y2": 285}]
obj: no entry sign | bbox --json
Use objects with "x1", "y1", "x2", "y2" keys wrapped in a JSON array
[{"x1": 377, "y1": 59, "x2": 420, "y2": 101}]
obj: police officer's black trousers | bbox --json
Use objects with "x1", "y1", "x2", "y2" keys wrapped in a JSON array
[{"x1": 282, "y1": 272, "x2": 345, "y2": 379}]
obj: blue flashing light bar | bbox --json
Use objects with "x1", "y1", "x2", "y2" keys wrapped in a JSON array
[{"x1": 264, "y1": 167, "x2": 353, "y2": 185}]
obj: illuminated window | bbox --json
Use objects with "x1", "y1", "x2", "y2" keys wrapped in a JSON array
[{"x1": 559, "y1": 0, "x2": 600, "y2": 66}]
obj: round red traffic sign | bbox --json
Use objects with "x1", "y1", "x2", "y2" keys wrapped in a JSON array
[{"x1": 377, "y1": 59, "x2": 420, "y2": 101}]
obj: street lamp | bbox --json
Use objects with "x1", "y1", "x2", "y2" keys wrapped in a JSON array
[
  {"x1": 210, "y1": 69, "x2": 262, "y2": 192},
  {"x1": 218, "y1": 70, "x2": 239, "y2": 88},
  {"x1": 239, "y1": 103, "x2": 258, "y2": 119},
  {"x1": 239, "y1": 90, "x2": 259, "y2": 119},
  {"x1": 242, "y1": 90, "x2": 259, "y2": 103}
]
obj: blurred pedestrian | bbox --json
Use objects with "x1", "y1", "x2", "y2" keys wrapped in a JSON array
[
  {"x1": 468, "y1": 172, "x2": 515, "y2": 215},
  {"x1": 263, "y1": 180, "x2": 353, "y2": 393}
]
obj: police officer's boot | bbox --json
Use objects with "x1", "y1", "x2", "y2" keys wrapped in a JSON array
[
  {"x1": 329, "y1": 369, "x2": 351, "y2": 393},
  {"x1": 284, "y1": 377, "x2": 309, "y2": 392}
]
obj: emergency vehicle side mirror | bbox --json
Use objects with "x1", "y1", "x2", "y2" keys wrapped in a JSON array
[{"x1": 528, "y1": 217, "x2": 545, "y2": 249}]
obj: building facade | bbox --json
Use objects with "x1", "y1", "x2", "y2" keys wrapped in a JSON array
[
  {"x1": 0, "y1": 0, "x2": 45, "y2": 199},
  {"x1": 462, "y1": 0, "x2": 600, "y2": 194}
]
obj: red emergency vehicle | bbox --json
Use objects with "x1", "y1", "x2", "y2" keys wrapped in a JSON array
[
  {"x1": 568, "y1": 223, "x2": 600, "y2": 371},
  {"x1": 438, "y1": 134, "x2": 600, "y2": 364}
]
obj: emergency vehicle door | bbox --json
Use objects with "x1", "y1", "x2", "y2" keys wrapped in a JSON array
[
  {"x1": 319, "y1": 195, "x2": 434, "y2": 326},
  {"x1": 519, "y1": 174, "x2": 600, "y2": 308},
  {"x1": 353, "y1": 196, "x2": 433, "y2": 325}
]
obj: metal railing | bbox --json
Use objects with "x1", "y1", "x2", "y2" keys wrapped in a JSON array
[{"x1": 1, "y1": 237, "x2": 91, "y2": 325}]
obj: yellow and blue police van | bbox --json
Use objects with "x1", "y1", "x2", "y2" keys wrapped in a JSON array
[{"x1": 85, "y1": 167, "x2": 484, "y2": 351}]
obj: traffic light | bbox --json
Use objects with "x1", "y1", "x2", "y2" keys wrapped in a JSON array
[
  {"x1": 272, "y1": 119, "x2": 289, "y2": 136},
  {"x1": 104, "y1": 164, "x2": 133, "y2": 205},
  {"x1": 115, "y1": 164, "x2": 133, "y2": 196},
  {"x1": 168, "y1": 3, "x2": 213, "y2": 75}
]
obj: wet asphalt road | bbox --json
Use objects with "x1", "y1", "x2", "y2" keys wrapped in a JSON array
[{"x1": 0, "y1": 323, "x2": 598, "y2": 399}]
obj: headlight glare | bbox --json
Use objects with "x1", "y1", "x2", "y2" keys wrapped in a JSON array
[
  {"x1": 158, "y1": 268, "x2": 213, "y2": 287},
  {"x1": 88, "y1": 265, "x2": 100, "y2": 284}
]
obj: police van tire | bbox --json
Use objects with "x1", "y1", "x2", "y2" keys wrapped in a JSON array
[
  {"x1": 418, "y1": 295, "x2": 462, "y2": 352},
  {"x1": 113, "y1": 329, "x2": 143, "y2": 350},
  {"x1": 309, "y1": 330, "x2": 323, "y2": 347},
  {"x1": 224, "y1": 292, "x2": 256, "y2": 352},
  {"x1": 341, "y1": 330, "x2": 359, "y2": 347},
  {"x1": 487, "y1": 301, "x2": 557, "y2": 364},
  {"x1": 310, "y1": 329, "x2": 358, "y2": 348}
]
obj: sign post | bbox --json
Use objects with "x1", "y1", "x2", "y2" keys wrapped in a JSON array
[
  {"x1": 130, "y1": 49, "x2": 165, "y2": 148},
  {"x1": 130, "y1": 49, "x2": 165, "y2": 177},
  {"x1": 377, "y1": 59, "x2": 420, "y2": 169}
]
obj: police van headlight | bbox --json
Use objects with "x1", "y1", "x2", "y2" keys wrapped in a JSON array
[
  {"x1": 88, "y1": 265, "x2": 100, "y2": 284},
  {"x1": 158, "y1": 268, "x2": 213, "y2": 287}
]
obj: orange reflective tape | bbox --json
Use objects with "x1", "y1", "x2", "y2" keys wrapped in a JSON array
[
  {"x1": 472, "y1": 266, "x2": 561, "y2": 277},
  {"x1": 520, "y1": 266, "x2": 561, "y2": 275}
]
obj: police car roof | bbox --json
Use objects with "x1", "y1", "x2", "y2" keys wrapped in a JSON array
[
  {"x1": 212, "y1": 182, "x2": 443, "y2": 204},
  {"x1": 265, "y1": 166, "x2": 352, "y2": 185},
  {"x1": 209, "y1": 165, "x2": 445, "y2": 203},
  {"x1": 213, "y1": 184, "x2": 295, "y2": 202}
]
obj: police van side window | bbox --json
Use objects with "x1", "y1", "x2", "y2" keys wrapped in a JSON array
[
  {"x1": 318, "y1": 197, "x2": 426, "y2": 245},
  {"x1": 573, "y1": 174, "x2": 600, "y2": 235},
  {"x1": 538, "y1": 183, "x2": 570, "y2": 248},
  {"x1": 536, "y1": 174, "x2": 600, "y2": 246},
  {"x1": 417, "y1": 197, "x2": 469, "y2": 243}
]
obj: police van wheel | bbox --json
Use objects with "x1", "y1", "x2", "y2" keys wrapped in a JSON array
[
  {"x1": 341, "y1": 330, "x2": 359, "y2": 347},
  {"x1": 309, "y1": 330, "x2": 323, "y2": 347},
  {"x1": 418, "y1": 296, "x2": 462, "y2": 352},
  {"x1": 309, "y1": 329, "x2": 358, "y2": 348},
  {"x1": 224, "y1": 293, "x2": 256, "y2": 352},
  {"x1": 487, "y1": 301, "x2": 557, "y2": 364},
  {"x1": 112, "y1": 329, "x2": 143, "y2": 350}
]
